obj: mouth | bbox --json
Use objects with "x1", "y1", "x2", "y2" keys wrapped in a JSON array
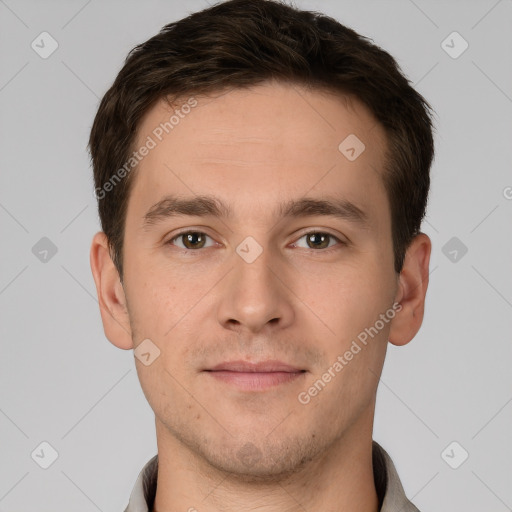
[{"x1": 203, "y1": 360, "x2": 307, "y2": 391}]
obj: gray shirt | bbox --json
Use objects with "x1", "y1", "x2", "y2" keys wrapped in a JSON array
[{"x1": 124, "y1": 441, "x2": 420, "y2": 511}]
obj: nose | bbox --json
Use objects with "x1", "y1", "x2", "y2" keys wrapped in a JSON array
[{"x1": 216, "y1": 242, "x2": 295, "y2": 335}]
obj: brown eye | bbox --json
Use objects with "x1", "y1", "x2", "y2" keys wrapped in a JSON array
[
  {"x1": 168, "y1": 231, "x2": 213, "y2": 250},
  {"x1": 293, "y1": 231, "x2": 344, "y2": 251},
  {"x1": 306, "y1": 232, "x2": 330, "y2": 249}
]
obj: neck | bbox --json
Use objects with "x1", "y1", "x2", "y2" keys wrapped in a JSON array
[{"x1": 152, "y1": 409, "x2": 379, "y2": 512}]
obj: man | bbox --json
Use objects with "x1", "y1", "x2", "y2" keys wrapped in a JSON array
[{"x1": 89, "y1": 0, "x2": 434, "y2": 510}]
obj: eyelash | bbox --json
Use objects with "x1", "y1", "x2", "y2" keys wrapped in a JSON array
[{"x1": 165, "y1": 229, "x2": 346, "y2": 254}]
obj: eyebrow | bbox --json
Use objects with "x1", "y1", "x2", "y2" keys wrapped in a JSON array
[{"x1": 142, "y1": 194, "x2": 370, "y2": 230}]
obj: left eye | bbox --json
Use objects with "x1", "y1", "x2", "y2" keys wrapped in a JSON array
[
  {"x1": 292, "y1": 231, "x2": 343, "y2": 250},
  {"x1": 167, "y1": 231, "x2": 343, "y2": 251}
]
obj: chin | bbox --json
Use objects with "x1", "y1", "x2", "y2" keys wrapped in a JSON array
[{"x1": 196, "y1": 435, "x2": 321, "y2": 484}]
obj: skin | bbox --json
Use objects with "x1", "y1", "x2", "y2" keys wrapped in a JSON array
[{"x1": 90, "y1": 80, "x2": 431, "y2": 512}]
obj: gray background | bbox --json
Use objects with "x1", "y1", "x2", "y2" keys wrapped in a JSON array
[{"x1": 1, "y1": 0, "x2": 511, "y2": 510}]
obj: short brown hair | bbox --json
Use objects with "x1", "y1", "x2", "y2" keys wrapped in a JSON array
[{"x1": 88, "y1": 0, "x2": 435, "y2": 281}]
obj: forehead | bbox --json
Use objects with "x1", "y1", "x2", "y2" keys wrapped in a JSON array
[{"x1": 128, "y1": 81, "x2": 390, "y2": 232}]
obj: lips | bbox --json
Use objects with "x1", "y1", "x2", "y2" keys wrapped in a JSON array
[
  {"x1": 206, "y1": 360, "x2": 304, "y2": 373},
  {"x1": 203, "y1": 360, "x2": 306, "y2": 391}
]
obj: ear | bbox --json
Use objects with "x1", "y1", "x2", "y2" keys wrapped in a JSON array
[
  {"x1": 388, "y1": 232, "x2": 431, "y2": 347},
  {"x1": 89, "y1": 231, "x2": 133, "y2": 350}
]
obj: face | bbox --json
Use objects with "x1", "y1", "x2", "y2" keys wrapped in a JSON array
[{"x1": 115, "y1": 81, "x2": 401, "y2": 478}]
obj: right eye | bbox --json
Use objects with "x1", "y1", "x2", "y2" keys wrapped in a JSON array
[{"x1": 166, "y1": 231, "x2": 216, "y2": 250}]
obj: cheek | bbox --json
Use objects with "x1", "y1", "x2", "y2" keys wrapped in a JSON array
[
  {"x1": 133, "y1": 331, "x2": 193, "y2": 421},
  {"x1": 126, "y1": 265, "x2": 180, "y2": 334},
  {"x1": 293, "y1": 258, "x2": 391, "y2": 340}
]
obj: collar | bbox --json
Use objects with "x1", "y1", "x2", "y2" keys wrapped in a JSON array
[{"x1": 124, "y1": 441, "x2": 420, "y2": 512}]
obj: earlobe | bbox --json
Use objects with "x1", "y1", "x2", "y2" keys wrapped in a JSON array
[
  {"x1": 89, "y1": 231, "x2": 134, "y2": 350},
  {"x1": 388, "y1": 233, "x2": 431, "y2": 347}
]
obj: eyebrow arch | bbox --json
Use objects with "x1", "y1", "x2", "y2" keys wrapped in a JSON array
[{"x1": 142, "y1": 194, "x2": 370, "y2": 230}]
